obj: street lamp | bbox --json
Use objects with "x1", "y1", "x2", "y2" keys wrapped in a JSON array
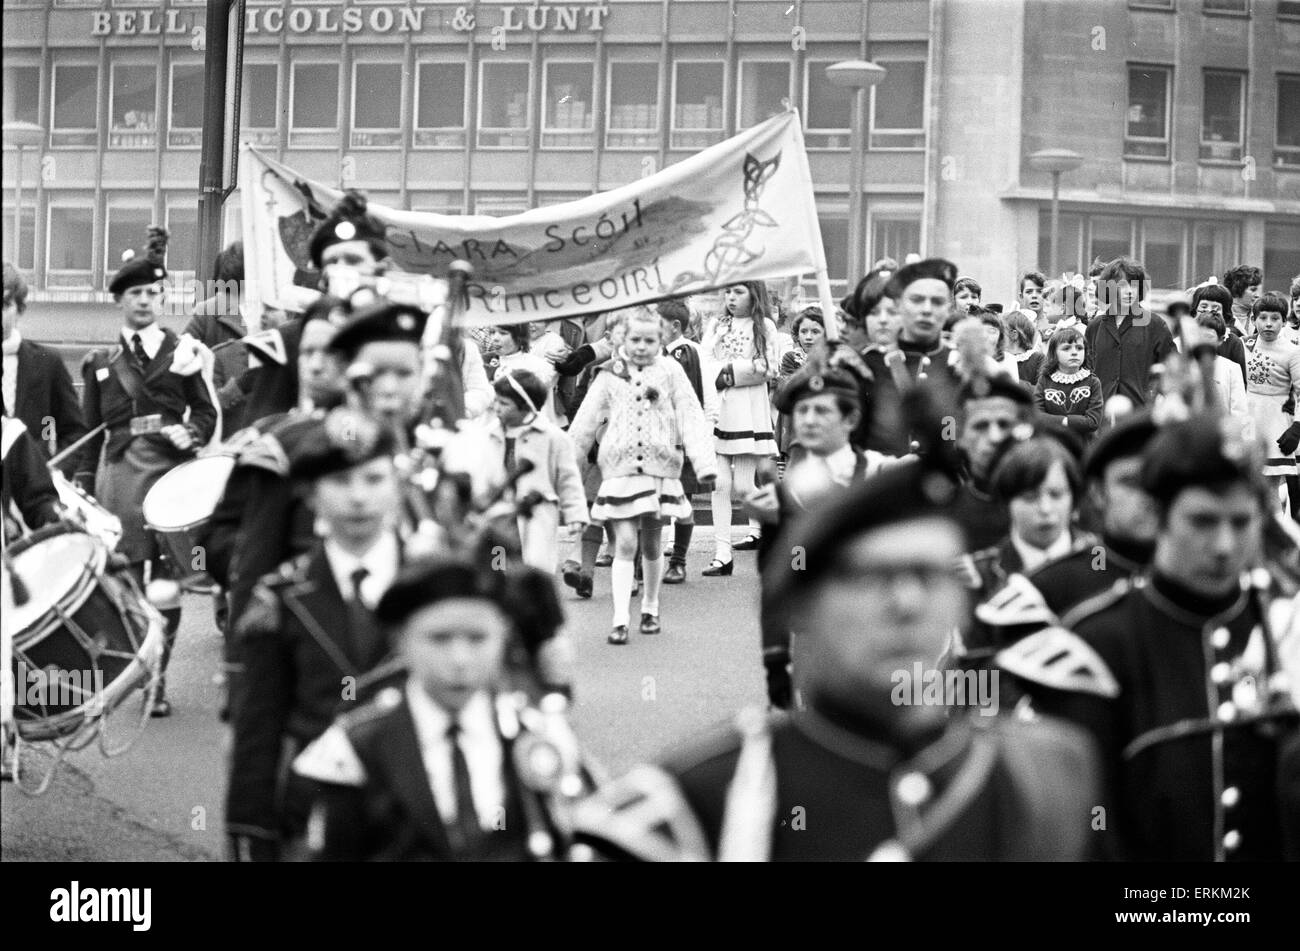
[
  {"x1": 3, "y1": 121, "x2": 45, "y2": 274},
  {"x1": 1027, "y1": 148, "x2": 1084, "y2": 277},
  {"x1": 826, "y1": 60, "x2": 887, "y2": 282}
]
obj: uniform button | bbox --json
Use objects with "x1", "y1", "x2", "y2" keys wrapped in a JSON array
[
  {"x1": 1223, "y1": 830, "x2": 1241, "y2": 852},
  {"x1": 1211, "y1": 627, "x2": 1231, "y2": 650},
  {"x1": 917, "y1": 373, "x2": 928, "y2": 381},
  {"x1": 896, "y1": 772, "x2": 932, "y2": 807},
  {"x1": 1217, "y1": 701, "x2": 1236, "y2": 722},
  {"x1": 1211, "y1": 662, "x2": 1232, "y2": 685},
  {"x1": 1221, "y1": 786, "x2": 1240, "y2": 808}
]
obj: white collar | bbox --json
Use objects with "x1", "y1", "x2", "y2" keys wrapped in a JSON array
[
  {"x1": 820, "y1": 443, "x2": 858, "y2": 484},
  {"x1": 1049, "y1": 367, "x2": 1090, "y2": 384},
  {"x1": 323, "y1": 532, "x2": 401, "y2": 607},
  {"x1": 1011, "y1": 529, "x2": 1074, "y2": 573},
  {"x1": 2, "y1": 329, "x2": 21, "y2": 355},
  {"x1": 121, "y1": 322, "x2": 165, "y2": 357},
  {"x1": 405, "y1": 682, "x2": 497, "y2": 747}
]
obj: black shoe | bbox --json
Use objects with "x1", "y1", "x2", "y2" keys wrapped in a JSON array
[
  {"x1": 595, "y1": 552, "x2": 614, "y2": 568},
  {"x1": 732, "y1": 534, "x2": 762, "y2": 551},
  {"x1": 663, "y1": 562, "x2": 686, "y2": 584},
  {"x1": 575, "y1": 570, "x2": 594, "y2": 599},
  {"x1": 150, "y1": 697, "x2": 172, "y2": 718},
  {"x1": 608, "y1": 625, "x2": 629, "y2": 645},
  {"x1": 702, "y1": 559, "x2": 734, "y2": 576},
  {"x1": 640, "y1": 613, "x2": 661, "y2": 635},
  {"x1": 561, "y1": 560, "x2": 583, "y2": 591}
]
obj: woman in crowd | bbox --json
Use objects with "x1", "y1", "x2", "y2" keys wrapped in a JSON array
[
  {"x1": 1033, "y1": 325, "x2": 1103, "y2": 441},
  {"x1": 1245, "y1": 291, "x2": 1300, "y2": 504},
  {"x1": 701, "y1": 281, "x2": 778, "y2": 574},
  {"x1": 1004, "y1": 310, "x2": 1044, "y2": 386}
]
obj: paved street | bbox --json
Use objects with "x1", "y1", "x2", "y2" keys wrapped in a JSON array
[{"x1": 1, "y1": 537, "x2": 764, "y2": 861}]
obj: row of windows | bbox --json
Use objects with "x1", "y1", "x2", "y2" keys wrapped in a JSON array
[
  {"x1": 1131, "y1": 0, "x2": 1300, "y2": 15},
  {"x1": 2, "y1": 52, "x2": 927, "y2": 153},
  {"x1": 1126, "y1": 65, "x2": 1300, "y2": 166}
]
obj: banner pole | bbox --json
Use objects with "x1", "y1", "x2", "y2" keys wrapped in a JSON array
[{"x1": 814, "y1": 265, "x2": 839, "y2": 343}]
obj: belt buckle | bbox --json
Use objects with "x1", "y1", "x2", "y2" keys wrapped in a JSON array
[{"x1": 130, "y1": 414, "x2": 163, "y2": 436}]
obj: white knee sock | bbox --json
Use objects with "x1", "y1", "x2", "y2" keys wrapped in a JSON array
[
  {"x1": 712, "y1": 483, "x2": 733, "y2": 561},
  {"x1": 611, "y1": 558, "x2": 635, "y2": 627},
  {"x1": 641, "y1": 556, "x2": 664, "y2": 617}
]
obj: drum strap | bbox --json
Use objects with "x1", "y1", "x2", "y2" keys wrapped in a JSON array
[{"x1": 110, "y1": 351, "x2": 148, "y2": 412}]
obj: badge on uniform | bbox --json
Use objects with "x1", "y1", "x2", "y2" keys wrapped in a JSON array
[
  {"x1": 129, "y1": 414, "x2": 163, "y2": 436},
  {"x1": 96, "y1": 367, "x2": 111, "y2": 382}
]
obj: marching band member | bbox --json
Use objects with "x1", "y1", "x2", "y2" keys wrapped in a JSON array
[
  {"x1": 3, "y1": 262, "x2": 86, "y2": 474},
  {"x1": 1, "y1": 415, "x2": 61, "y2": 538},
  {"x1": 573, "y1": 459, "x2": 1099, "y2": 861},
  {"x1": 75, "y1": 227, "x2": 218, "y2": 718},
  {"x1": 999, "y1": 416, "x2": 1300, "y2": 860},
  {"x1": 488, "y1": 368, "x2": 588, "y2": 573},
  {"x1": 226, "y1": 408, "x2": 405, "y2": 862},
  {"x1": 294, "y1": 556, "x2": 595, "y2": 861},
  {"x1": 569, "y1": 308, "x2": 716, "y2": 644}
]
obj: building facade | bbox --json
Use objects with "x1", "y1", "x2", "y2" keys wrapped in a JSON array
[{"x1": 2, "y1": 0, "x2": 935, "y2": 302}]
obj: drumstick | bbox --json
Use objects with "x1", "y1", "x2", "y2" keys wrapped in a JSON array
[
  {"x1": 1, "y1": 548, "x2": 29, "y2": 607},
  {"x1": 45, "y1": 422, "x2": 108, "y2": 471}
]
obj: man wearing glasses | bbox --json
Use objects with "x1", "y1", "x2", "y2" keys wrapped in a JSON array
[{"x1": 76, "y1": 227, "x2": 218, "y2": 717}]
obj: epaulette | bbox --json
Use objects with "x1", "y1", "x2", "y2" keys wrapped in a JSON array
[
  {"x1": 237, "y1": 430, "x2": 291, "y2": 477},
  {"x1": 658, "y1": 717, "x2": 748, "y2": 777},
  {"x1": 569, "y1": 765, "x2": 712, "y2": 862},
  {"x1": 1025, "y1": 532, "x2": 1100, "y2": 579},
  {"x1": 995, "y1": 625, "x2": 1120, "y2": 698},
  {"x1": 81, "y1": 347, "x2": 110, "y2": 371},
  {"x1": 235, "y1": 582, "x2": 283, "y2": 639},
  {"x1": 265, "y1": 551, "x2": 312, "y2": 586},
  {"x1": 974, "y1": 573, "x2": 1057, "y2": 629},
  {"x1": 292, "y1": 722, "x2": 369, "y2": 787},
  {"x1": 338, "y1": 685, "x2": 404, "y2": 733},
  {"x1": 1058, "y1": 576, "x2": 1138, "y2": 631}
]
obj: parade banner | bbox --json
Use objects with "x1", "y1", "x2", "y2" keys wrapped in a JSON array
[{"x1": 240, "y1": 111, "x2": 831, "y2": 326}]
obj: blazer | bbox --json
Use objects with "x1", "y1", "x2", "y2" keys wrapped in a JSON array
[
  {"x1": 1083, "y1": 311, "x2": 1176, "y2": 407},
  {"x1": 9, "y1": 339, "x2": 87, "y2": 475}
]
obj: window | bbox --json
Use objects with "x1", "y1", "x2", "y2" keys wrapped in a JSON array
[
  {"x1": 110, "y1": 63, "x2": 158, "y2": 149},
  {"x1": 474, "y1": 194, "x2": 528, "y2": 216},
  {"x1": 290, "y1": 62, "x2": 340, "y2": 148},
  {"x1": 1126, "y1": 65, "x2": 1170, "y2": 159},
  {"x1": 352, "y1": 61, "x2": 403, "y2": 148},
  {"x1": 542, "y1": 61, "x2": 594, "y2": 149},
  {"x1": 51, "y1": 64, "x2": 98, "y2": 147},
  {"x1": 1264, "y1": 223, "x2": 1300, "y2": 286},
  {"x1": 870, "y1": 61, "x2": 925, "y2": 150},
  {"x1": 606, "y1": 62, "x2": 659, "y2": 149},
  {"x1": 241, "y1": 63, "x2": 280, "y2": 147},
  {"x1": 1203, "y1": 0, "x2": 1248, "y2": 13},
  {"x1": 738, "y1": 60, "x2": 790, "y2": 130},
  {"x1": 166, "y1": 203, "x2": 199, "y2": 276},
  {"x1": 871, "y1": 215, "x2": 922, "y2": 266},
  {"x1": 169, "y1": 62, "x2": 205, "y2": 148},
  {"x1": 1277, "y1": 75, "x2": 1300, "y2": 169},
  {"x1": 1141, "y1": 219, "x2": 1184, "y2": 287},
  {"x1": 3, "y1": 66, "x2": 41, "y2": 128},
  {"x1": 409, "y1": 192, "x2": 464, "y2": 216},
  {"x1": 478, "y1": 61, "x2": 531, "y2": 149},
  {"x1": 804, "y1": 59, "x2": 853, "y2": 148},
  {"x1": 1037, "y1": 211, "x2": 1084, "y2": 276},
  {"x1": 1192, "y1": 221, "x2": 1240, "y2": 282},
  {"x1": 671, "y1": 61, "x2": 725, "y2": 150},
  {"x1": 104, "y1": 205, "x2": 155, "y2": 286},
  {"x1": 2, "y1": 206, "x2": 36, "y2": 272},
  {"x1": 1129, "y1": 0, "x2": 1174, "y2": 8},
  {"x1": 414, "y1": 61, "x2": 467, "y2": 148},
  {"x1": 1281, "y1": 1, "x2": 1300, "y2": 18},
  {"x1": 818, "y1": 211, "x2": 849, "y2": 291},
  {"x1": 1201, "y1": 71, "x2": 1244, "y2": 162},
  {"x1": 1090, "y1": 216, "x2": 1133, "y2": 266},
  {"x1": 46, "y1": 205, "x2": 94, "y2": 287}
]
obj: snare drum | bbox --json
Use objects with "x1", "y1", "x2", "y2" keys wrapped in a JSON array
[
  {"x1": 141, "y1": 454, "x2": 236, "y2": 586},
  {"x1": 52, "y1": 469, "x2": 123, "y2": 550},
  {"x1": 7, "y1": 525, "x2": 163, "y2": 742}
]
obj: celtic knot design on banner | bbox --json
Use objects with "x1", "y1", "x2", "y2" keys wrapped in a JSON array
[{"x1": 669, "y1": 151, "x2": 782, "y2": 293}]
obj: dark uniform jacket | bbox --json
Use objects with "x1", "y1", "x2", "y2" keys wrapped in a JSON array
[
  {"x1": 861, "y1": 339, "x2": 960, "y2": 456},
  {"x1": 1003, "y1": 573, "x2": 1300, "y2": 861},
  {"x1": 575, "y1": 709, "x2": 1099, "y2": 861},
  {"x1": 1, "y1": 417, "x2": 61, "y2": 536},
  {"x1": 7, "y1": 339, "x2": 87, "y2": 475},
  {"x1": 296, "y1": 689, "x2": 559, "y2": 862},
  {"x1": 1083, "y1": 311, "x2": 1176, "y2": 409},
  {"x1": 226, "y1": 540, "x2": 399, "y2": 849},
  {"x1": 75, "y1": 328, "x2": 218, "y2": 477}
]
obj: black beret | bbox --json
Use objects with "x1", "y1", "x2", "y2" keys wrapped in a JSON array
[
  {"x1": 985, "y1": 303, "x2": 1004, "y2": 315},
  {"x1": 1082, "y1": 410, "x2": 1158, "y2": 481},
  {"x1": 761, "y1": 461, "x2": 962, "y2": 630},
  {"x1": 327, "y1": 302, "x2": 428, "y2": 360},
  {"x1": 376, "y1": 556, "x2": 506, "y2": 629},
  {"x1": 958, "y1": 372, "x2": 1036, "y2": 409},
  {"x1": 288, "y1": 407, "x2": 397, "y2": 481},
  {"x1": 1140, "y1": 416, "x2": 1266, "y2": 505},
  {"x1": 108, "y1": 257, "x2": 167, "y2": 297},
  {"x1": 886, "y1": 258, "x2": 958, "y2": 298},
  {"x1": 773, "y1": 365, "x2": 862, "y2": 415},
  {"x1": 308, "y1": 190, "x2": 388, "y2": 268}
]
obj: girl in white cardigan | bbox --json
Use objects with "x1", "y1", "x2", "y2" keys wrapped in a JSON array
[
  {"x1": 569, "y1": 308, "x2": 717, "y2": 644},
  {"x1": 701, "y1": 282, "x2": 779, "y2": 574}
]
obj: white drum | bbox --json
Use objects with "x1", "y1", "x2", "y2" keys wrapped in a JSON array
[
  {"x1": 52, "y1": 469, "x2": 123, "y2": 550},
  {"x1": 141, "y1": 454, "x2": 236, "y2": 585}
]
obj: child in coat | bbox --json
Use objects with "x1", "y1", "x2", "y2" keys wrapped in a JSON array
[{"x1": 1034, "y1": 325, "x2": 1103, "y2": 440}]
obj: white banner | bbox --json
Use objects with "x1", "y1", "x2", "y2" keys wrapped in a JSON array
[{"x1": 240, "y1": 111, "x2": 830, "y2": 326}]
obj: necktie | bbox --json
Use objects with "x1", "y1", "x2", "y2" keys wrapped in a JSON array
[
  {"x1": 504, "y1": 436, "x2": 518, "y2": 477},
  {"x1": 131, "y1": 332, "x2": 149, "y2": 366},
  {"x1": 346, "y1": 566, "x2": 381, "y2": 667},
  {"x1": 446, "y1": 720, "x2": 483, "y2": 854},
  {"x1": 349, "y1": 566, "x2": 369, "y2": 607}
]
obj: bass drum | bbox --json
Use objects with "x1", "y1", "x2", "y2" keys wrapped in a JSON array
[
  {"x1": 141, "y1": 453, "x2": 236, "y2": 586},
  {"x1": 6, "y1": 524, "x2": 163, "y2": 742}
]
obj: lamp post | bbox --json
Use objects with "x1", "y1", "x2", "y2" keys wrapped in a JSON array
[
  {"x1": 826, "y1": 60, "x2": 887, "y2": 282},
  {"x1": 1027, "y1": 148, "x2": 1083, "y2": 277},
  {"x1": 3, "y1": 121, "x2": 45, "y2": 272}
]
